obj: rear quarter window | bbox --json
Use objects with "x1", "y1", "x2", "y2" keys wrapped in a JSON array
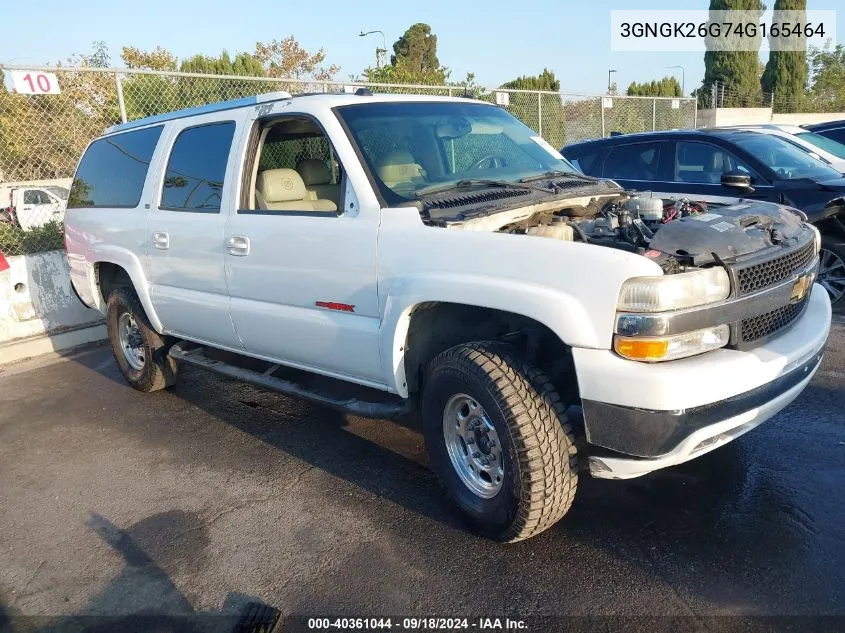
[{"x1": 68, "y1": 126, "x2": 163, "y2": 209}]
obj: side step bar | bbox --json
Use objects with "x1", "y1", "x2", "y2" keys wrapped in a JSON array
[{"x1": 168, "y1": 342, "x2": 411, "y2": 420}]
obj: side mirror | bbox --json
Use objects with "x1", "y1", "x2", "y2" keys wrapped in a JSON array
[{"x1": 721, "y1": 171, "x2": 754, "y2": 192}]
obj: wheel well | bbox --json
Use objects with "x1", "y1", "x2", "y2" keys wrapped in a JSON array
[
  {"x1": 96, "y1": 262, "x2": 133, "y2": 304},
  {"x1": 403, "y1": 302, "x2": 578, "y2": 403}
]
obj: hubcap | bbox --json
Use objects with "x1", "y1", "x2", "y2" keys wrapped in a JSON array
[
  {"x1": 442, "y1": 394, "x2": 504, "y2": 499},
  {"x1": 118, "y1": 312, "x2": 145, "y2": 371},
  {"x1": 819, "y1": 247, "x2": 845, "y2": 304}
]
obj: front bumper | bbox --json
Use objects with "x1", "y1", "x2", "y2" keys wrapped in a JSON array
[{"x1": 573, "y1": 284, "x2": 831, "y2": 479}]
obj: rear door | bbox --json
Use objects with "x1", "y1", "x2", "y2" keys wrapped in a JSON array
[
  {"x1": 144, "y1": 116, "x2": 243, "y2": 349},
  {"x1": 601, "y1": 140, "x2": 670, "y2": 190}
]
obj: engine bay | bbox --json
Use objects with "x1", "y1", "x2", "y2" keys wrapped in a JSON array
[{"x1": 494, "y1": 193, "x2": 809, "y2": 273}]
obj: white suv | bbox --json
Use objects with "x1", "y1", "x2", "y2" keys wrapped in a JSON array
[{"x1": 65, "y1": 91, "x2": 831, "y2": 542}]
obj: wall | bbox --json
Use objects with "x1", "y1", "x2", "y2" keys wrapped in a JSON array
[
  {"x1": 697, "y1": 108, "x2": 845, "y2": 128},
  {"x1": 0, "y1": 250, "x2": 105, "y2": 363}
]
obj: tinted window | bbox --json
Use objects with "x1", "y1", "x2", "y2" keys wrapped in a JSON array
[
  {"x1": 68, "y1": 126, "x2": 163, "y2": 208},
  {"x1": 604, "y1": 142, "x2": 662, "y2": 180},
  {"x1": 732, "y1": 133, "x2": 841, "y2": 181},
  {"x1": 674, "y1": 141, "x2": 754, "y2": 184},
  {"x1": 161, "y1": 122, "x2": 235, "y2": 212},
  {"x1": 817, "y1": 128, "x2": 845, "y2": 145},
  {"x1": 564, "y1": 146, "x2": 604, "y2": 176}
]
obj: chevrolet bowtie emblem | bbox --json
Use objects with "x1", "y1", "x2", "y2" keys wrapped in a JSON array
[{"x1": 790, "y1": 274, "x2": 813, "y2": 303}]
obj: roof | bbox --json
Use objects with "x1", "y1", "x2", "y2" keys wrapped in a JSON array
[
  {"x1": 804, "y1": 119, "x2": 845, "y2": 132},
  {"x1": 563, "y1": 127, "x2": 768, "y2": 150},
  {"x1": 104, "y1": 91, "x2": 484, "y2": 135}
]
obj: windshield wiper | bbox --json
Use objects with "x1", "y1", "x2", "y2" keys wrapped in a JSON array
[
  {"x1": 520, "y1": 170, "x2": 599, "y2": 183},
  {"x1": 416, "y1": 179, "x2": 553, "y2": 196}
]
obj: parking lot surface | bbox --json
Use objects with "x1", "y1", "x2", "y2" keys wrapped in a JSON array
[{"x1": 1, "y1": 317, "x2": 844, "y2": 631}]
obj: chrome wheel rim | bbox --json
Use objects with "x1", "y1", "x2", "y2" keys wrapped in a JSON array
[
  {"x1": 118, "y1": 312, "x2": 145, "y2": 371},
  {"x1": 819, "y1": 247, "x2": 845, "y2": 304},
  {"x1": 442, "y1": 393, "x2": 504, "y2": 499}
]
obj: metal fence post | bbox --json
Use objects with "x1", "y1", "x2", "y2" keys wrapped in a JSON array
[
  {"x1": 652, "y1": 98, "x2": 656, "y2": 131},
  {"x1": 537, "y1": 91, "x2": 543, "y2": 137},
  {"x1": 115, "y1": 72, "x2": 127, "y2": 124},
  {"x1": 448, "y1": 87, "x2": 454, "y2": 97},
  {"x1": 600, "y1": 99, "x2": 605, "y2": 138},
  {"x1": 694, "y1": 98, "x2": 698, "y2": 129}
]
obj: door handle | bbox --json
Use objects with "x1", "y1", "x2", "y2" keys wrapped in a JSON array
[
  {"x1": 226, "y1": 235, "x2": 250, "y2": 256},
  {"x1": 152, "y1": 231, "x2": 170, "y2": 250}
]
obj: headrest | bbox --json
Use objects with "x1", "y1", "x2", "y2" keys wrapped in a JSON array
[
  {"x1": 297, "y1": 159, "x2": 331, "y2": 186},
  {"x1": 256, "y1": 168, "x2": 307, "y2": 203},
  {"x1": 377, "y1": 151, "x2": 424, "y2": 184}
]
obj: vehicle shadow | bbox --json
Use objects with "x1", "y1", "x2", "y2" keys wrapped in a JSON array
[{"x1": 0, "y1": 512, "x2": 282, "y2": 633}]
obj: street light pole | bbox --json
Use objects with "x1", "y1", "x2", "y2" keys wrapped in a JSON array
[
  {"x1": 666, "y1": 65, "x2": 685, "y2": 96},
  {"x1": 608, "y1": 69, "x2": 617, "y2": 94},
  {"x1": 359, "y1": 30, "x2": 387, "y2": 68}
]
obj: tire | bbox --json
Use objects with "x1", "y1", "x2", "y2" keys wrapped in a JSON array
[
  {"x1": 819, "y1": 235, "x2": 845, "y2": 308},
  {"x1": 106, "y1": 288, "x2": 178, "y2": 392},
  {"x1": 421, "y1": 342, "x2": 578, "y2": 543}
]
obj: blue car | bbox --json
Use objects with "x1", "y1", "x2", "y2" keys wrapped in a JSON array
[{"x1": 562, "y1": 129, "x2": 845, "y2": 305}]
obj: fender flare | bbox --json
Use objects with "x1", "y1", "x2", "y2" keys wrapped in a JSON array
[
  {"x1": 378, "y1": 274, "x2": 596, "y2": 398},
  {"x1": 90, "y1": 246, "x2": 163, "y2": 334}
]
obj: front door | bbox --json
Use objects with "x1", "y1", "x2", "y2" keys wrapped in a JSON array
[
  {"x1": 144, "y1": 118, "x2": 243, "y2": 349},
  {"x1": 224, "y1": 113, "x2": 383, "y2": 385}
]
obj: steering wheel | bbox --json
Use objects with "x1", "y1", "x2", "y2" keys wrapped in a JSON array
[{"x1": 469, "y1": 155, "x2": 508, "y2": 171}]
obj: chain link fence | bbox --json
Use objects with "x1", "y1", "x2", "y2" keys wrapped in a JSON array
[{"x1": 0, "y1": 65, "x2": 696, "y2": 256}]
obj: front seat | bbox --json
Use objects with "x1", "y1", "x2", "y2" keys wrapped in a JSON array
[
  {"x1": 376, "y1": 151, "x2": 426, "y2": 191},
  {"x1": 297, "y1": 159, "x2": 340, "y2": 206},
  {"x1": 255, "y1": 168, "x2": 336, "y2": 212}
]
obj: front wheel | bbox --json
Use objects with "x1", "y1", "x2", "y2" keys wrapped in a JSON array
[
  {"x1": 106, "y1": 288, "x2": 178, "y2": 392},
  {"x1": 421, "y1": 343, "x2": 578, "y2": 543},
  {"x1": 819, "y1": 235, "x2": 845, "y2": 307}
]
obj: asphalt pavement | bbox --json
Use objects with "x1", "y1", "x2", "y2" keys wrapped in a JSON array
[{"x1": 1, "y1": 315, "x2": 844, "y2": 633}]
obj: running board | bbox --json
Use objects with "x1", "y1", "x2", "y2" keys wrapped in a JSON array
[{"x1": 168, "y1": 342, "x2": 411, "y2": 419}]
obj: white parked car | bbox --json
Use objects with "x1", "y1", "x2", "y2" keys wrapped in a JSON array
[
  {"x1": 1, "y1": 183, "x2": 68, "y2": 230},
  {"x1": 65, "y1": 92, "x2": 831, "y2": 542},
  {"x1": 728, "y1": 124, "x2": 845, "y2": 173}
]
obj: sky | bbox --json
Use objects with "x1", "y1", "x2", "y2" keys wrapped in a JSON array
[{"x1": 2, "y1": 0, "x2": 843, "y2": 95}]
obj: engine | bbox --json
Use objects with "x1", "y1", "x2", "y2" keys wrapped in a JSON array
[{"x1": 499, "y1": 194, "x2": 808, "y2": 274}]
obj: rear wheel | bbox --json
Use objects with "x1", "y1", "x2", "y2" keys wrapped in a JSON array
[
  {"x1": 106, "y1": 288, "x2": 178, "y2": 392},
  {"x1": 421, "y1": 342, "x2": 578, "y2": 543},
  {"x1": 819, "y1": 236, "x2": 845, "y2": 307}
]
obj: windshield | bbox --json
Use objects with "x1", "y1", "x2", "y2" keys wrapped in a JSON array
[
  {"x1": 45, "y1": 186, "x2": 69, "y2": 200},
  {"x1": 335, "y1": 101, "x2": 579, "y2": 204},
  {"x1": 732, "y1": 133, "x2": 842, "y2": 181},
  {"x1": 796, "y1": 131, "x2": 845, "y2": 161}
]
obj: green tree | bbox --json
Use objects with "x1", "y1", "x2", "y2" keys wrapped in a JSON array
[
  {"x1": 391, "y1": 23, "x2": 441, "y2": 74},
  {"x1": 363, "y1": 24, "x2": 449, "y2": 86},
  {"x1": 806, "y1": 43, "x2": 845, "y2": 111},
  {"x1": 702, "y1": 0, "x2": 766, "y2": 107},
  {"x1": 761, "y1": 0, "x2": 807, "y2": 112},
  {"x1": 500, "y1": 68, "x2": 560, "y2": 91},
  {"x1": 253, "y1": 36, "x2": 339, "y2": 80},
  {"x1": 626, "y1": 76, "x2": 682, "y2": 97}
]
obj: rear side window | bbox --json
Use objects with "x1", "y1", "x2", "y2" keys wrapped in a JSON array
[
  {"x1": 603, "y1": 142, "x2": 662, "y2": 181},
  {"x1": 565, "y1": 146, "x2": 604, "y2": 176},
  {"x1": 68, "y1": 126, "x2": 163, "y2": 209},
  {"x1": 160, "y1": 122, "x2": 236, "y2": 212},
  {"x1": 819, "y1": 127, "x2": 845, "y2": 145}
]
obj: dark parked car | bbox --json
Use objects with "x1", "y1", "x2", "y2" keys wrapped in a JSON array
[
  {"x1": 563, "y1": 129, "x2": 845, "y2": 305},
  {"x1": 804, "y1": 120, "x2": 845, "y2": 145}
]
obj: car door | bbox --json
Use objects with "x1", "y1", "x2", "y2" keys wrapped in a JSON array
[
  {"x1": 223, "y1": 110, "x2": 383, "y2": 386},
  {"x1": 144, "y1": 116, "x2": 243, "y2": 350},
  {"x1": 17, "y1": 189, "x2": 62, "y2": 229},
  {"x1": 653, "y1": 140, "x2": 776, "y2": 203},
  {"x1": 601, "y1": 140, "x2": 670, "y2": 191}
]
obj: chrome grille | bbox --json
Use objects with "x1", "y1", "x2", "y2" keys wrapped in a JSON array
[
  {"x1": 740, "y1": 298, "x2": 808, "y2": 343},
  {"x1": 736, "y1": 240, "x2": 816, "y2": 296}
]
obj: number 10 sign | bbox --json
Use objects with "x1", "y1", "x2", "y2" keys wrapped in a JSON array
[{"x1": 10, "y1": 71, "x2": 62, "y2": 95}]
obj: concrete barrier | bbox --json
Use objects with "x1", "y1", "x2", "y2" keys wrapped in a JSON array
[{"x1": 0, "y1": 250, "x2": 105, "y2": 364}]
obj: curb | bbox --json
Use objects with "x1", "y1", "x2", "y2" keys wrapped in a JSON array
[{"x1": 0, "y1": 321, "x2": 106, "y2": 365}]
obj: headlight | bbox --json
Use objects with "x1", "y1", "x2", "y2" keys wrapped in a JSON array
[
  {"x1": 614, "y1": 325, "x2": 730, "y2": 362},
  {"x1": 617, "y1": 267, "x2": 731, "y2": 313}
]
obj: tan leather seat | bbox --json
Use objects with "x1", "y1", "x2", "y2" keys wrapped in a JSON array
[
  {"x1": 376, "y1": 151, "x2": 427, "y2": 190},
  {"x1": 255, "y1": 168, "x2": 337, "y2": 212},
  {"x1": 297, "y1": 159, "x2": 340, "y2": 206}
]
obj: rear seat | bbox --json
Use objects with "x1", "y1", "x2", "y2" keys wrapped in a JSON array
[
  {"x1": 255, "y1": 168, "x2": 336, "y2": 212},
  {"x1": 297, "y1": 159, "x2": 340, "y2": 206}
]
